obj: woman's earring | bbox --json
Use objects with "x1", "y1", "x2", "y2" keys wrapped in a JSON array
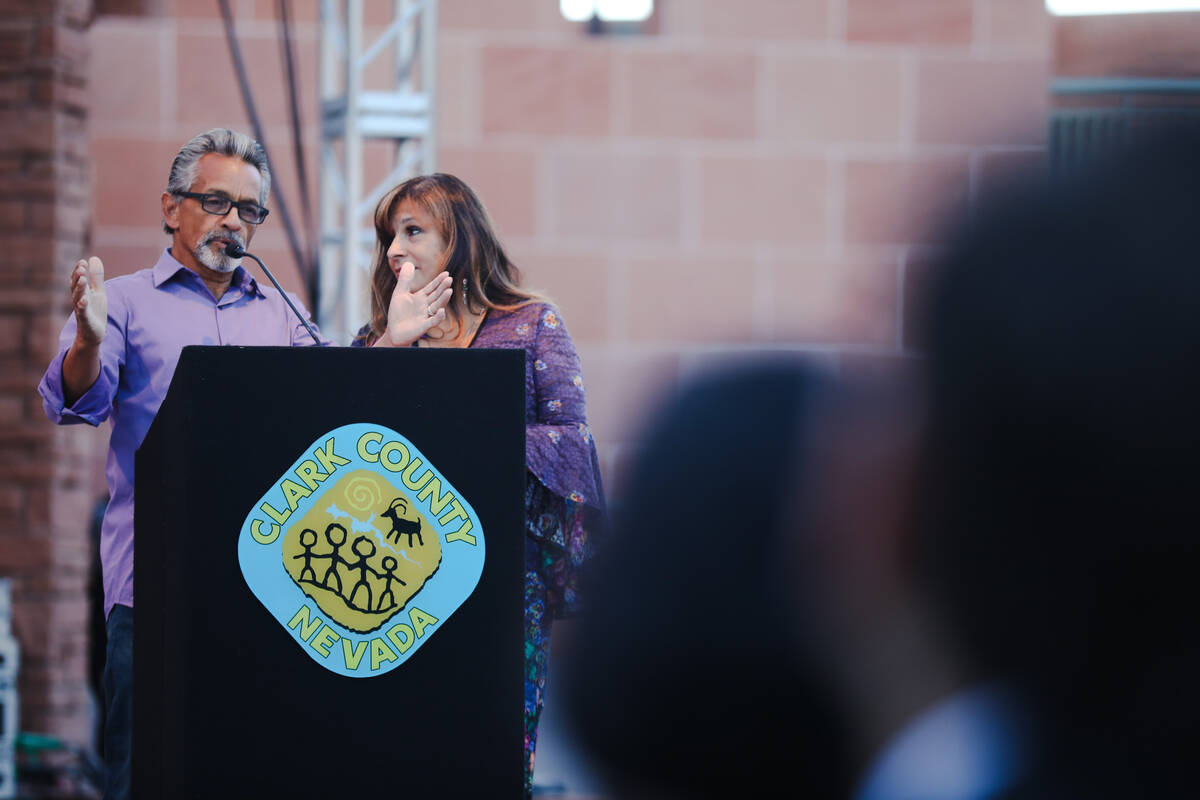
[{"x1": 462, "y1": 277, "x2": 468, "y2": 303}]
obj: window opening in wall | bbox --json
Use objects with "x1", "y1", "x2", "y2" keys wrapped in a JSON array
[{"x1": 1049, "y1": 78, "x2": 1200, "y2": 175}]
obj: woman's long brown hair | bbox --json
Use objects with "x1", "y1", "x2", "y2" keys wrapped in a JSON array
[{"x1": 358, "y1": 173, "x2": 543, "y2": 345}]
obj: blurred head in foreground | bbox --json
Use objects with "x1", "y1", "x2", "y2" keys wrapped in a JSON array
[
  {"x1": 909, "y1": 120, "x2": 1200, "y2": 796},
  {"x1": 560, "y1": 359, "x2": 854, "y2": 799}
]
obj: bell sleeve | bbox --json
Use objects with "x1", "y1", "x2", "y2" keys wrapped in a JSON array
[{"x1": 523, "y1": 305, "x2": 607, "y2": 616}]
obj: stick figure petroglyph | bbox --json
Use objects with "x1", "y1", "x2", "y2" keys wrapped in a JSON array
[
  {"x1": 377, "y1": 556, "x2": 408, "y2": 612},
  {"x1": 347, "y1": 536, "x2": 382, "y2": 611},
  {"x1": 292, "y1": 528, "x2": 319, "y2": 583},
  {"x1": 318, "y1": 523, "x2": 349, "y2": 594}
]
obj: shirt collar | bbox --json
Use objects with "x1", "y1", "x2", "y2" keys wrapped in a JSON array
[
  {"x1": 151, "y1": 247, "x2": 263, "y2": 298},
  {"x1": 853, "y1": 684, "x2": 1033, "y2": 800}
]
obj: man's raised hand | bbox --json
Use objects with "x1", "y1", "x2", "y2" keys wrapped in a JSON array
[{"x1": 71, "y1": 257, "x2": 107, "y2": 346}]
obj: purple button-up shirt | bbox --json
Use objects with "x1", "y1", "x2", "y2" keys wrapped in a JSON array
[{"x1": 38, "y1": 248, "x2": 330, "y2": 618}]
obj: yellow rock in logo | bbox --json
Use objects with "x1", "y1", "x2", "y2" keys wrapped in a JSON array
[{"x1": 280, "y1": 469, "x2": 443, "y2": 634}]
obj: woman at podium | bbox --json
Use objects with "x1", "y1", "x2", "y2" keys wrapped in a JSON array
[{"x1": 352, "y1": 173, "x2": 606, "y2": 796}]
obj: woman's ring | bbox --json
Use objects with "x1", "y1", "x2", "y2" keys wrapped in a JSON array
[{"x1": 426, "y1": 306, "x2": 435, "y2": 317}]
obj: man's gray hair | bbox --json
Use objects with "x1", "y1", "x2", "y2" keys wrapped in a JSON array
[{"x1": 163, "y1": 128, "x2": 271, "y2": 234}]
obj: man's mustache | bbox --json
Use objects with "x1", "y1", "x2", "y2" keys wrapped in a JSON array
[{"x1": 200, "y1": 231, "x2": 245, "y2": 251}]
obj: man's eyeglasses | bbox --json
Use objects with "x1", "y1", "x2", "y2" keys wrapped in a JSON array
[{"x1": 175, "y1": 191, "x2": 270, "y2": 224}]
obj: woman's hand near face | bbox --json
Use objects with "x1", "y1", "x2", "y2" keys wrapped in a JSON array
[{"x1": 376, "y1": 261, "x2": 452, "y2": 347}]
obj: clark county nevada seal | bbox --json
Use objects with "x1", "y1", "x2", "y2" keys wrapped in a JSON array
[{"x1": 238, "y1": 423, "x2": 485, "y2": 678}]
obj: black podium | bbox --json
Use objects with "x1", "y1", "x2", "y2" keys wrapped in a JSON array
[{"x1": 133, "y1": 345, "x2": 526, "y2": 798}]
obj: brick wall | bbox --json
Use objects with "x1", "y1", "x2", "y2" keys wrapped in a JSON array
[
  {"x1": 83, "y1": 0, "x2": 1056, "y2": 491},
  {"x1": 0, "y1": 0, "x2": 97, "y2": 749},
  {"x1": 1055, "y1": 10, "x2": 1200, "y2": 78},
  {"x1": 434, "y1": 0, "x2": 1052, "y2": 485}
]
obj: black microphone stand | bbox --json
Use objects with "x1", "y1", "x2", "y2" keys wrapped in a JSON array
[{"x1": 225, "y1": 243, "x2": 323, "y2": 345}]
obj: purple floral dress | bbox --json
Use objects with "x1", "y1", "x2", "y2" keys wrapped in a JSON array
[{"x1": 355, "y1": 302, "x2": 606, "y2": 795}]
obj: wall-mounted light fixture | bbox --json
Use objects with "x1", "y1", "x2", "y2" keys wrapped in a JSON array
[
  {"x1": 561, "y1": 0, "x2": 654, "y2": 23},
  {"x1": 1047, "y1": 1, "x2": 1200, "y2": 14}
]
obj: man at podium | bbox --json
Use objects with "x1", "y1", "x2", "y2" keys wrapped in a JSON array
[{"x1": 37, "y1": 128, "x2": 329, "y2": 800}]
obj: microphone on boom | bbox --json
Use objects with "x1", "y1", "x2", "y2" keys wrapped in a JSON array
[{"x1": 224, "y1": 242, "x2": 322, "y2": 346}]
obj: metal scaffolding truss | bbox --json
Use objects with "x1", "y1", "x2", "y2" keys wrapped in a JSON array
[{"x1": 318, "y1": 0, "x2": 438, "y2": 344}]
